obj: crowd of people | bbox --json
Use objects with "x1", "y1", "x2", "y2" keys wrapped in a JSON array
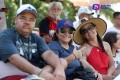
[{"x1": 0, "y1": 1, "x2": 120, "y2": 80}]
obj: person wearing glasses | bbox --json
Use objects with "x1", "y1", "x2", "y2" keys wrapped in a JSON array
[
  {"x1": 73, "y1": 6, "x2": 94, "y2": 49},
  {"x1": 39, "y1": 1, "x2": 63, "y2": 44},
  {"x1": 103, "y1": 31, "x2": 120, "y2": 70},
  {"x1": 0, "y1": 4, "x2": 66, "y2": 80},
  {"x1": 73, "y1": 18, "x2": 119, "y2": 80},
  {"x1": 48, "y1": 19, "x2": 100, "y2": 80}
]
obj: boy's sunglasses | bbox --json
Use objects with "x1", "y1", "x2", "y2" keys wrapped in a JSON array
[
  {"x1": 80, "y1": 23, "x2": 95, "y2": 34},
  {"x1": 59, "y1": 28, "x2": 74, "y2": 34}
]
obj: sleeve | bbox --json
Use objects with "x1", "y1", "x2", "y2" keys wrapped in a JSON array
[
  {"x1": 48, "y1": 42, "x2": 60, "y2": 56},
  {"x1": 0, "y1": 33, "x2": 19, "y2": 62},
  {"x1": 35, "y1": 34, "x2": 50, "y2": 55},
  {"x1": 38, "y1": 18, "x2": 50, "y2": 36}
]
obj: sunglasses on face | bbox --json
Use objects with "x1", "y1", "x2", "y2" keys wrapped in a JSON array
[
  {"x1": 59, "y1": 28, "x2": 74, "y2": 34},
  {"x1": 80, "y1": 23, "x2": 95, "y2": 34}
]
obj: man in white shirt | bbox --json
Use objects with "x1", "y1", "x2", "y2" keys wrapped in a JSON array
[
  {"x1": 106, "y1": 12, "x2": 120, "y2": 34},
  {"x1": 73, "y1": 6, "x2": 94, "y2": 29}
]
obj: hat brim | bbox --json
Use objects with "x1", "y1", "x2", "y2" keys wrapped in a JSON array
[{"x1": 73, "y1": 18, "x2": 107, "y2": 45}]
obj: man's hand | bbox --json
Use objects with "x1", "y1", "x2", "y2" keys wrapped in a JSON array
[
  {"x1": 53, "y1": 65, "x2": 66, "y2": 80},
  {"x1": 39, "y1": 71, "x2": 56, "y2": 80}
]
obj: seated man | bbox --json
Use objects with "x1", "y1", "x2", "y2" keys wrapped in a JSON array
[{"x1": 0, "y1": 4, "x2": 66, "y2": 80}]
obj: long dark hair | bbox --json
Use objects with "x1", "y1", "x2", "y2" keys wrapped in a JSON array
[
  {"x1": 53, "y1": 29, "x2": 73, "y2": 45},
  {"x1": 97, "y1": 33, "x2": 105, "y2": 52}
]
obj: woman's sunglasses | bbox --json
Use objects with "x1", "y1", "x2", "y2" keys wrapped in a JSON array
[
  {"x1": 59, "y1": 28, "x2": 74, "y2": 34},
  {"x1": 80, "y1": 23, "x2": 95, "y2": 34}
]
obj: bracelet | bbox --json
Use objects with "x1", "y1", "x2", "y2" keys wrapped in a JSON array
[
  {"x1": 37, "y1": 69, "x2": 44, "y2": 76},
  {"x1": 72, "y1": 53, "x2": 77, "y2": 59}
]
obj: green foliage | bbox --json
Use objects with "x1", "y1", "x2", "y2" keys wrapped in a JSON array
[
  {"x1": 4, "y1": 0, "x2": 115, "y2": 28},
  {"x1": 100, "y1": 7, "x2": 115, "y2": 23},
  {"x1": 4, "y1": 0, "x2": 17, "y2": 27},
  {"x1": 4, "y1": 0, "x2": 76, "y2": 28}
]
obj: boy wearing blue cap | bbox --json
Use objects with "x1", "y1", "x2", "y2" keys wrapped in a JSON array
[
  {"x1": 48, "y1": 19, "x2": 86, "y2": 80},
  {"x1": 0, "y1": 4, "x2": 66, "y2": 80}
]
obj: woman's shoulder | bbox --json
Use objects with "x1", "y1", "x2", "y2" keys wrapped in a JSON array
[
  {"x1": 81, "y1": 43, "x2": 90, "y2": 48},
  {"x1": 103, "y1": 41, "x2": 112, "y2": 54},
  {"x1": 48, "y1": 41, "x2": 59, "y2": 44},
  {"x1": 103, "y1": 41, "x2": 110, "y2": 48},
  {"x1": 48, "y1": 41, "x2": 60, "y2": 47}
]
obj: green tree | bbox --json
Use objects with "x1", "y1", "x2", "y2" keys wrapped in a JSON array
[
  {"x1": 100, "y1": 8, "x2": 115, "y2": 23},
  {"x1": 5, "y1": 0, "x2": 114, "y2": 28}
]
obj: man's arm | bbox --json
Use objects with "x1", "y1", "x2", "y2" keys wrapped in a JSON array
[
  {"x1": 42, "y1": 50, "x2": 63, "y2": 69},
  {"x1": 9, "y1": 54, "x2": 57, "y2": 80},
  {"x1": 9, "y1": 54, "x2": 40, "y2": 75},
  {"x1": 41, "y1": 50, "x2": 66, "y2": 80}
]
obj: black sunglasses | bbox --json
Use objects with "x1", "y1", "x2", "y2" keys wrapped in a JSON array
[
  {"x1": 80, "y1": 23, "x2": 95, "y2": 34},
  {"x1": 59, "y1": 28, "x2": 74, "y2": 34}
]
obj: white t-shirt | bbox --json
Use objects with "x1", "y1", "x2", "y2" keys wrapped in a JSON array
[
  {"x1": 114, "y1": 52, "x2": 120, "y2": 69},
  {"x1": 106, "y1": 26, "x2": 120, "y2": 34},
  {"x1": 73, "y1": 20, "x2": 81, "y2": 48},
  {"x1": 73, "y1": 20, "x2": 81, "y2": 29}
]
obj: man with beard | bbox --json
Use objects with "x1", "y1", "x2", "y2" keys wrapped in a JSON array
[{"x1": 39, "y1": 1, "x2": 63, "y2": 44}]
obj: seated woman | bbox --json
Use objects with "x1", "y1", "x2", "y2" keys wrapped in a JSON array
[
  {"x1": 103, "y1": 31, "x2": 120, "y2": 70},
  {"x1": 73, "y1": 18, "x2": 119, "y2": 80},
  {"x1": 48, "y1": 19, "x2": 100, "y2": 80}
]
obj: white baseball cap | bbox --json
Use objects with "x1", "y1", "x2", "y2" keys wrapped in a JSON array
[
  {"x1": 77, "y1": 6, "x2": 94, "y2": 17},
  {"x1": 16, "y1": 4, "x2": 38, "y2": 18}
]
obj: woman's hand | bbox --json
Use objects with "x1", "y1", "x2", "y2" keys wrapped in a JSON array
[
  {"x1": 73, "y1": 46, "x2": 86, "y2": 59},
  {"x1": 94, "y1": 71, "x2": 103, "y2": 80},
  {"x1": 53, "y1": 65, "x2": 66, "y2": 80},
  {"x1": 102, "y1": 75, "x2": 114, "y2": 80}
]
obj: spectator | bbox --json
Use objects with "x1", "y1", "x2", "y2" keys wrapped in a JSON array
[
  {"x1": 73, "y1": 18, "x2": 117, "y2": 80},
  {"x1": 103, "y1": 31, "x2": 120, "y2": 70},
  {"x1": 73, "y1": 6, "x2": 94, "y2": 29},
  {"x1": 0, "y1": 4, "x2": 66, "y2": 80},
  {"x1": 73, "y1": 6, "x2": 94, "y2": 48},
  {"x1": 48, "y1": 19, "x2": 100, "y2": 80},
  {"x1": 106, "y1": 12, "x2": 120, "y2": 34},
  {"x1": 39, "y1": 1, "x2": 63, "y2": 44}
]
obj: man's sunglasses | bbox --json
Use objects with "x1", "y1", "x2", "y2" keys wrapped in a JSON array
[
  {"x1": 80, "y1": 23, "x2": 95, "y2": 34},
  {"x1": 59, "y1": 28, "x2": 74, "y2": 34}
]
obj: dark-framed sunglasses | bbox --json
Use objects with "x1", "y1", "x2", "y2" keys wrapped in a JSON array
[
  {"x1": 80, "y1": 23, "x2": 95, "y2": 34},
  {"x1": 59, "y1": 28, "x2": 74, "y2": 34}
]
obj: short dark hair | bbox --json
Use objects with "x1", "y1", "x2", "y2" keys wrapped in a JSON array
[
  {"x1": 103, "y1": 31, "x2": 118, "y2": 47},
  {"x1": 113, "y1": 12, "x2": 120, "y2": 18}
]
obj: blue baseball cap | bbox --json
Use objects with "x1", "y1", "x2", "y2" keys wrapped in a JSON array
[{"x1": 57, "y1": 19, "x2": 75, "y2": 30}]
